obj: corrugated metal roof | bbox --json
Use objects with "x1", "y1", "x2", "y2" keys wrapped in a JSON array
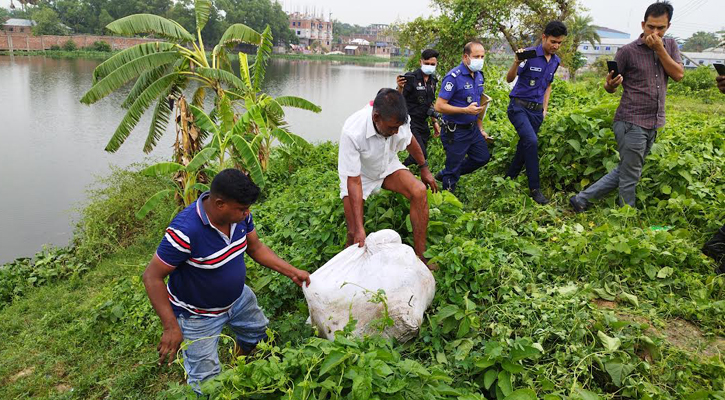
[{"x1": 3, "y1": 19, "x2": 36, "y2": 27}]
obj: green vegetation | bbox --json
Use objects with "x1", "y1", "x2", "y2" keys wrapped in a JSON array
[{"x1": 1, "y1": 65, "x2": 723, "y2": 399}]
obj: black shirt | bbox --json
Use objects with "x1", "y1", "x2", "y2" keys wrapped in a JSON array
[{"x1": 402, "y1": 68, "x2": 438, "y2": 123}]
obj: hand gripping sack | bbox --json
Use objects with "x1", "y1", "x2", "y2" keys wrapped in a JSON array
[{"x1": 302, "y1": 229, "x2": 435, "y2": 342}]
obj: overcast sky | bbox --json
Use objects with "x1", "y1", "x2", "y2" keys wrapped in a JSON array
[{"x1": 2, "y1": 0, "x2": 721, "y2": 40}]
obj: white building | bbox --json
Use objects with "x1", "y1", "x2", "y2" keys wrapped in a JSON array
[
  {"x1": 578, "y1": 38, "x2": 633, "y2": 64},
  {"x1": 681, "y1": 47, "x2": 725, "y2": 69}
]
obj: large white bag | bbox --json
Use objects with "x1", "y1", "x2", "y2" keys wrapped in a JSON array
[{"x1": 302, "y1": 229, "x2": 435, "y2": 342}]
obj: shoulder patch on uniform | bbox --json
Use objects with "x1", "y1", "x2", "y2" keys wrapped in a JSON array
[{"x1": 444, "y1": 81, "x2": 454, "y2": 92}]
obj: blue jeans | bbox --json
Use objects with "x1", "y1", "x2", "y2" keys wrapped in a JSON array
[
  {"x1": 439, "y1": 123, "x2": 491, "y2": 191},
  {"x1": 176, "y1": 285, "x2": 269, "y2": 395},
  {"x1": 505, "y1": 100, "x2": 544, "y2": 190}
]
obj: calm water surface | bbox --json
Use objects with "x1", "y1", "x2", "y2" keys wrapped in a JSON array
[{"x1": 0, "y1": 55, "x2": 401, "y2": 263}]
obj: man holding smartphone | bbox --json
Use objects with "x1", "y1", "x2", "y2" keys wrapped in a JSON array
[
  {"x1": 396, "y1": 49, "x2": 440, "y2": 167},
  {"x1": 434, "y1": 40, "x2": 492, "y2": 192},
  {"x1": 503, "y1": 21, "x2": 568, "y2": 205},
  {"x1": 570, "y1": 1, "x2": 684, "y2": 212}
]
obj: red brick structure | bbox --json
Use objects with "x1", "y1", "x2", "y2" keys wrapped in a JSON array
[{"x1": 0, "y1": 33, "x2": 160, "y2": 52}]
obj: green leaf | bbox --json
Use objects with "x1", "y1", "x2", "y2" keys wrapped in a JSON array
[
  {"x1": 618, "y1": 292, "x2": 639, "y2": 308},
  {"x1": 352, "y1": 372, "x2": 372, "y2": 400},
  {"x1": 483, "y1": 368, "x2": 497, "y2": 390},
  {"x1": 251, "y1": 26, "x2": 273, "y2": 91},
  {"x1": 497, "y1": 370, "x2": 512, "y2": 396},
  {"x1": 121, "y1": 65, "x2": 168, "y2": 109},
  {"x1": 604, "y1": 361, "x2": 634, "y2": 387},
  {"x1": 136, "y1": 189, "x2": 175, "y2": 219},
  {"x1": 509, "y1": 345, "x2": 540, "y2": 361},
  {"x1": 657, "y1": 267, "x2": 673, "y2": 279},
  {"x1": 186, "y1": 147, "x2": 218, "y2": 172},
  {"x1": 238, "y1": 52, "x2": 252, "y2": 89},
  {"x1": 141, "y1": 162, "x2": 184, "y2": 176},
  {"x1": 661, "y1": 184, "x2": 672, "y2": 195},
  {"x1": 106, "y1": 14, "x2": 195, "y2": 42},
  {"x1": 195, "y1": 67, "x2": 247, "y2": 91},
  {"x1": 219, "y1": 23, "x2": 262, "y2": 47},
  {"x1": 93, "y1": 42, "x2": 176, "y2": 83},
  {"x1": 190, "y1": 183, "x2": 210, "y2": 192},
  {"x1": 566, "y1": 139, "x2": 581, "y2": 152},
  {"x1": 194, "y1": 0, "x2": 211, "y2": 32},
  {"x1": 597, "y1": 331, "x2": 621, "y2": 352},
  {"x1": 144, "y1": 85, "x2": 180, "y2": 153},
  {"x1": 189, "y1": 104, "x2": 219, "y2": 135},
  {"x1": 475, "y1": 358, "x2": 495, "y2": 370},
  {"x1": 274, "y1": 96, "x2": 322, "y2": 113},
  {"x1": 319, "y1": 350, "x2": 350, "y2": 376},
  {"x1": 501, "y1": 360, "x2": 524, "y2": 374},
  {"x1": 104, "y1": 73, "x2": 181, "y2": 153},
  {"x1": 229, "y1": 135, "x2": 265, "y2": 188},
  {"x1": 81, "y1": 51, "x2": 180, "y2": 104},
  {"x1": 572, "y1": 388, "x2": 601, "y2": 400},
  {"x1": 503, "y1": 389, "x2": 537, "y2": 400}
]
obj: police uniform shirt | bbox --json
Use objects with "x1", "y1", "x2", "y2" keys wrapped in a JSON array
[
  {"x1": 509, "y1": 44, "x2": 560, "y2": 104},
  {"x1": 438, "y1": 62, "x2": 485, "y2": 125},
  {"x1": 402, "y1": 68, "x2": 438, "y2": 123}
]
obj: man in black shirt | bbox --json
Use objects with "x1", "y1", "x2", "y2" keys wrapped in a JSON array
[{"x1": 397, "y1": 49, "x2": 440, "y2": 166}]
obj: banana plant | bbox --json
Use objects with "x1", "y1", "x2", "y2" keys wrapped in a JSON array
[
  {"x1": 135, "y1": 147, "x2": 219, "y2": 219},
  {"x1": 226, "y1": 27, "x2": 322, "y2": 170},
  {"x1": 79, "y1": 0, "x2": 265, "y2": 166}
]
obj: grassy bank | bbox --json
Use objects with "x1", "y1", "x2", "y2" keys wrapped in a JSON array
[
  {"x1": 0, "y1": 49, "x2": 114, "y2": 60},
  {"x1": 0, "y1": 74, "x2": 723, "y2": 399}
]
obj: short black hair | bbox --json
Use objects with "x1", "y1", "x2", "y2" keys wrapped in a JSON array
[
  {"x1": 210, "y1": 168, "x2": 260, "y2": 206},
  {"x1": 544, "y1": 21, "x2": 568, "y2": 37},
  {"x1": 644, "y1": 1, "x2": 673, "y2": 23},
  {"x1": 421, "y1": 48, "x2": 439, "y2": 60},
  {"x1": 464, "y1": 40, "x2": 484, "y2": 55},
  {"x1": 373, "y1": 88, "x2": 408, "y2": 124}
]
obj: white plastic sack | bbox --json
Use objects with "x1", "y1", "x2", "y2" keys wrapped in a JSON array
[{"x1": 302, "y1": 229, "x2": 435, "y2": 342}]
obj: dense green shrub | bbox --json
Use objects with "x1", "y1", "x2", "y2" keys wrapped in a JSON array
[
  {"x1": 61, "y1": 39, "x2": 77, "y2": 51},
  {"x1": 88, "y1": 40, "x2": 111, "y2": 52}
]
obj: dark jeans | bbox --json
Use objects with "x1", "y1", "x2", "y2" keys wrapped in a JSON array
[
  {"x1": 505, "y1": 100, "x2": 544, "y2": 190},
  {"x1": 577, "y1": 121, "x2": 657, "y2": 208},
  {"x1": 439, "y1": 123, "x2": 490, "y2": 191},
  {"x1": 404, "y1": 120, "x2": 431, "y2": 166}
]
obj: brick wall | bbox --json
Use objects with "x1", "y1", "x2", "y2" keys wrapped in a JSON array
[{"x1": 0, "y1": 33, "x2": 160, "y2": 51}]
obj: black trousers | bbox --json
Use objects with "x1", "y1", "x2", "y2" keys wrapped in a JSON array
[{"x1": 403, "y1": 119, "x2": 431, "y2": 166}]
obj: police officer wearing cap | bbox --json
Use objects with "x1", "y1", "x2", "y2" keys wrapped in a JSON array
[
  {"x1": 504, "y1": 20, "x2": 567, "y2": 205},
  {"x1": 434, "y1": 40, "x2": 492, "y2": 192},
  {"x1": 396, "y1": 49, "x2": 440, "y2": 166}
]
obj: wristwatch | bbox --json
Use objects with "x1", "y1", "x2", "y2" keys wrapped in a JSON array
[{"x1": 418, "y1": 160, "x2": 429, "y2": 169}]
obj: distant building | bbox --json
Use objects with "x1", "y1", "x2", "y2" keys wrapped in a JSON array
[
  {"x1": 2, "y1": 18, "x2": 36, "y2": 33},
  {"x1": 288, "y1": 12, "x2": 333, "y2": 51},
  {"x1": 593, "y1": 26, "x2": 630, "y2": 39},
  {"x1": 576, "y1": 26, "x2": 631, "y2": 64},
  {"x1": 682, "y1": 46, "x2": 725, "y2": 69}
]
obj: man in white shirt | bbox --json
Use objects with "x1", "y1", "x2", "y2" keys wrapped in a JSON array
[{"x1": 338, "y1": 88, "x2": 438, "y2": 269}]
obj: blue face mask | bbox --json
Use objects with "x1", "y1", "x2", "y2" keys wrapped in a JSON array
[
  {"x1": 468, "y1": 58, "x2": 484, "y2": 72},
  {"x1": 421, "y1": 64, "x2": 436, "y2": 75}
]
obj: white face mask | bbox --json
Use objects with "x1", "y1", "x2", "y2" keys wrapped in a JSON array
[
  {"x1": 421, "y1": 64, "x2": 436, "y2": 75},
  {"x1": 468, "y1": 58, "x2": 484, "y2": 72}
]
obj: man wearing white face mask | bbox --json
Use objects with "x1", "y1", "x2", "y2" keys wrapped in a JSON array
[
  {"x1": 434, "y1": 41, "x2": 492, "y2": 192},
  {"x1": 397, "y1": 49, "x2": 440, "y2": 167}
]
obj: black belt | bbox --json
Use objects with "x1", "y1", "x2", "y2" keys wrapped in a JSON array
[
  {"x1": 513, "y1": 98, "x2": 544, "y2": 111},
  {"x1": 443, "y1": 121, "x2": 475, "y2": 131}
]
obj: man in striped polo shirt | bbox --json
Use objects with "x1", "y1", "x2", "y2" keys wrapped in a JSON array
[
  {"x1": 142, "y1": 169, "x2": 310, "y2": 394},
  {"x1": 570, "y1": 1, "x2": 684, "y2": 212}
]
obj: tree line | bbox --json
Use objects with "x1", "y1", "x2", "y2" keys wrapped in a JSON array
[{"x1": 0, "y1": 0, "x2": 299, "y2": 46}]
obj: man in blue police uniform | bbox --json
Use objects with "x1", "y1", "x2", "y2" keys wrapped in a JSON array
[
  {"x1": 434, "y1": 40, "x2": 492, "y2": 192},
  {"x1": 504, "y1": 21, "x2": 568, "y2": 205},
  {"x1": 397, "y1": 48, "x2": 441, "y2": 166}
]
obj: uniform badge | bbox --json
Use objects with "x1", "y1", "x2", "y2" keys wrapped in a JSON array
[
  {"x1": 464, "y1": 82, "x2": 473, "y2": 89},
  {"x1": 529, "y1": 79, "x2": 536, "y2": 87},
  {"x1": 529, "y1": 66, "x2": 542, "y2": 72},
  {"x1": 444, "y1": 82, "x2": 454, "y2": 91},
  {"x1": 466, "y1": 96, "x2": 473, "y2": 103}
]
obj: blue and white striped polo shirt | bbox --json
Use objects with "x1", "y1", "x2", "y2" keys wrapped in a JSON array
[{"x1": 156, "y1": 191, "x2": 254, "y2": 318}]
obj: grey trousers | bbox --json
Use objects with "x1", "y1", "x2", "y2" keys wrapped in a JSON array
[{"x1": 577, "y1": 121, "x2": 657, "y2": 208}]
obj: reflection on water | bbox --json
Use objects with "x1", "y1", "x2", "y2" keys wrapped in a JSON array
[{"x1": 0, "y1": 55, "x2": 402, "y2": 263}]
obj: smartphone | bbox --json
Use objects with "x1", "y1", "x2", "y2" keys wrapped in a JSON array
[
  {"x1": 714, "y1": 63, "x2": 725, "y2": 76},
  {"x1": 607, "y1": 61, "x2": 619, "y2": 78},
  {"x1": 517, "y1": 49, "x2": 537, "y2": 60}
]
